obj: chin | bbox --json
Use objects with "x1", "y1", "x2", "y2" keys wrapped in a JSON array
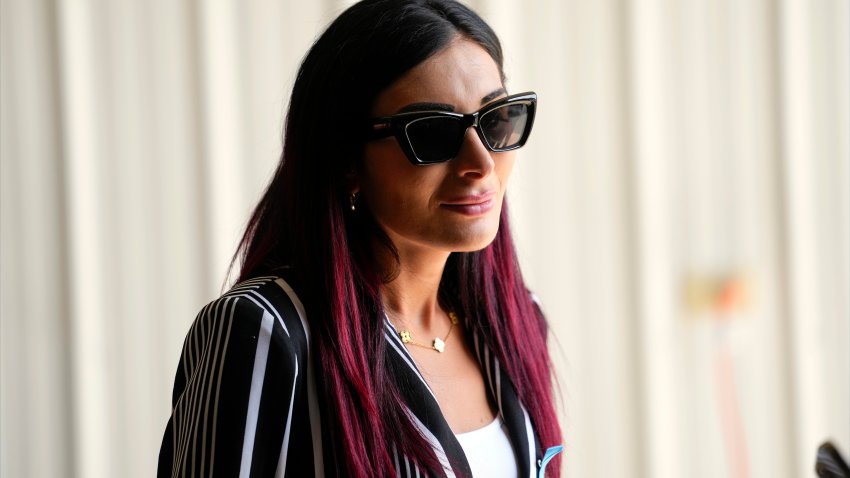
[
  {"x1": 453, "y1": 215, "x2": 502, "y2": 251},
  {"x1": 448, "y1": 228, "x2": 500, "y2": 253}
]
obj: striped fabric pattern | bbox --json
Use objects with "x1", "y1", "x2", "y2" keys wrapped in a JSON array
[{"x1": 158, "y1": 276, "x2": 542, "y2": 477}]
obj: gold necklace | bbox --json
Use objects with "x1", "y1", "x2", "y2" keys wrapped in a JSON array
[{"x1": 397, "y1": 311, "x2": 460, "y2": 353}]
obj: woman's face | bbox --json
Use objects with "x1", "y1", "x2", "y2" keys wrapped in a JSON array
[{"x1": 358, "y1": 38, "x2": 517, "y2": 256}]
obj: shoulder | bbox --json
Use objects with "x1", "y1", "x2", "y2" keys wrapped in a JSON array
[
  {"x1": 217, "y1": 274, "x2": 308, "y2": 333},
  {"x1": 183, "y1": 275, "x2": 311, "y2": 371},
  {"x1": 161, "y1": 274, "x2": 319, "y2": 476},
  {"x1": 205, "y1": 276, "x2": 305, "y2": 328},
  {"x1": 170, "y1": 274, "x2": 313, "y2": 409},
  {"x1": 217, "y1": 274, "x2": 304, "y2": 316}
]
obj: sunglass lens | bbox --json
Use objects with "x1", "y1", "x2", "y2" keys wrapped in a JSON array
[
  {"x1": 479, "y1": 102, "x2": 529, "y2": 150},
  {"x1": 405, "y1": 117, "x2": 465, "y2": 163}
]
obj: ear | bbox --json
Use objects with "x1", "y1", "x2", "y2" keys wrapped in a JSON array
[{"x1": 346, "y1": 168, "x2": 360, "y2": 194}]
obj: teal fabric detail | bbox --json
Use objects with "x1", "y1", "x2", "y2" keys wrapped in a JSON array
[{"x1": 538, "y1": 445, "x2": 564, "y2": 478}]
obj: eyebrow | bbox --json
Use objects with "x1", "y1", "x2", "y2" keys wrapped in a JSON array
[
  {"x1": 480, "y1": 87, "x2": 507, "y2": 105},
  {"x1": 393, "y1": 87, "x2": 508, "y2": 114},
  {"x1": 396, "y1": 102, "x2": 455, "y2": 114}
]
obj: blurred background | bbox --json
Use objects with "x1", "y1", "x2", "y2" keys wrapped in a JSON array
[{"x1": 1, "y1": 0, "x2": 847, "y2": 477}]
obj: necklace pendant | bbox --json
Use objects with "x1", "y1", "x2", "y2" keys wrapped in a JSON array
[
  {"x1": 433, "y1": 338, "x2": 446, "y2": 353},
  {"x1": 400, "y1": 331, "x2": 412, "y2": 344}
]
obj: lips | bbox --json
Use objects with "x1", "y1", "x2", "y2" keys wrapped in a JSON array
[{"x1": 440, "y1": 191, "x2": 497, "y2": 216}]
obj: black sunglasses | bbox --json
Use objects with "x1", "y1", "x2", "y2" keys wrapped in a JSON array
[{"x1": 366, "y1": 92, "x2": 537, "y2": 165}]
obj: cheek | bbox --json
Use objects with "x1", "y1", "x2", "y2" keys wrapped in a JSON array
[
  {"x1": 360, "y1": 144, "x2": 403, "y2": 198},
  {"x1": 494, "y1": 152, "x2": 518, "y2": 190},
  {"x1": 360, "y1": 145, "x2": 443, "y2": 214}
]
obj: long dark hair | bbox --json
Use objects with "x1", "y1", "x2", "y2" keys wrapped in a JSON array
[{"x1": 231, "y1": 0, "x2": 561, "y2": 475}]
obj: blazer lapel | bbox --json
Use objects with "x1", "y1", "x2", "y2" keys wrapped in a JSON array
[
  {"x1": 383, "y1": 315, "x2": 542, "y2": 478},
  {"x1": 383, "y1": 317, "x2": 471, "y2": 478},
  {"x1": 470, "y1": 330, "x2": 541, "y2": 478}
]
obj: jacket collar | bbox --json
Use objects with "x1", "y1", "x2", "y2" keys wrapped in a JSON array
[{"x1": 383, "y1": 316, "x2": 540, "y2": 477}]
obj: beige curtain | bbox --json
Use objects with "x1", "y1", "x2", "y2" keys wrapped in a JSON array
[{"x1": 1, "y1": 1, "x2": 847, "y2": 477}]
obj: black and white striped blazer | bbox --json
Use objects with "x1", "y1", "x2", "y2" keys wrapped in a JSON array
[{"x1": 158, "y1": 275, "x2": 547, "y2": 477}]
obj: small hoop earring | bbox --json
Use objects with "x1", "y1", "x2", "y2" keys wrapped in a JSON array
[{"x1": 349, "y1": 192, "x2": 357, "y2": 211}]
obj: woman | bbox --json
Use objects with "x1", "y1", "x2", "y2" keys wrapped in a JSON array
[{"x1": 158, "y1": 0, "x2": 562, "y2": 476}]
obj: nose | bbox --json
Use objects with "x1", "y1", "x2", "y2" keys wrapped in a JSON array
[{"x1": 453, "y1": 127, "x2": 494, "y2": 179}]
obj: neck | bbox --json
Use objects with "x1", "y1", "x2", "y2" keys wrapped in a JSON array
[{"x1": 377, "y1": 241, "x2": 451, "y2": 333}]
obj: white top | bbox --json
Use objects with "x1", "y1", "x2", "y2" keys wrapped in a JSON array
[{"x1": 455, "y1": 415, "x2": 519, "y2": 478}]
